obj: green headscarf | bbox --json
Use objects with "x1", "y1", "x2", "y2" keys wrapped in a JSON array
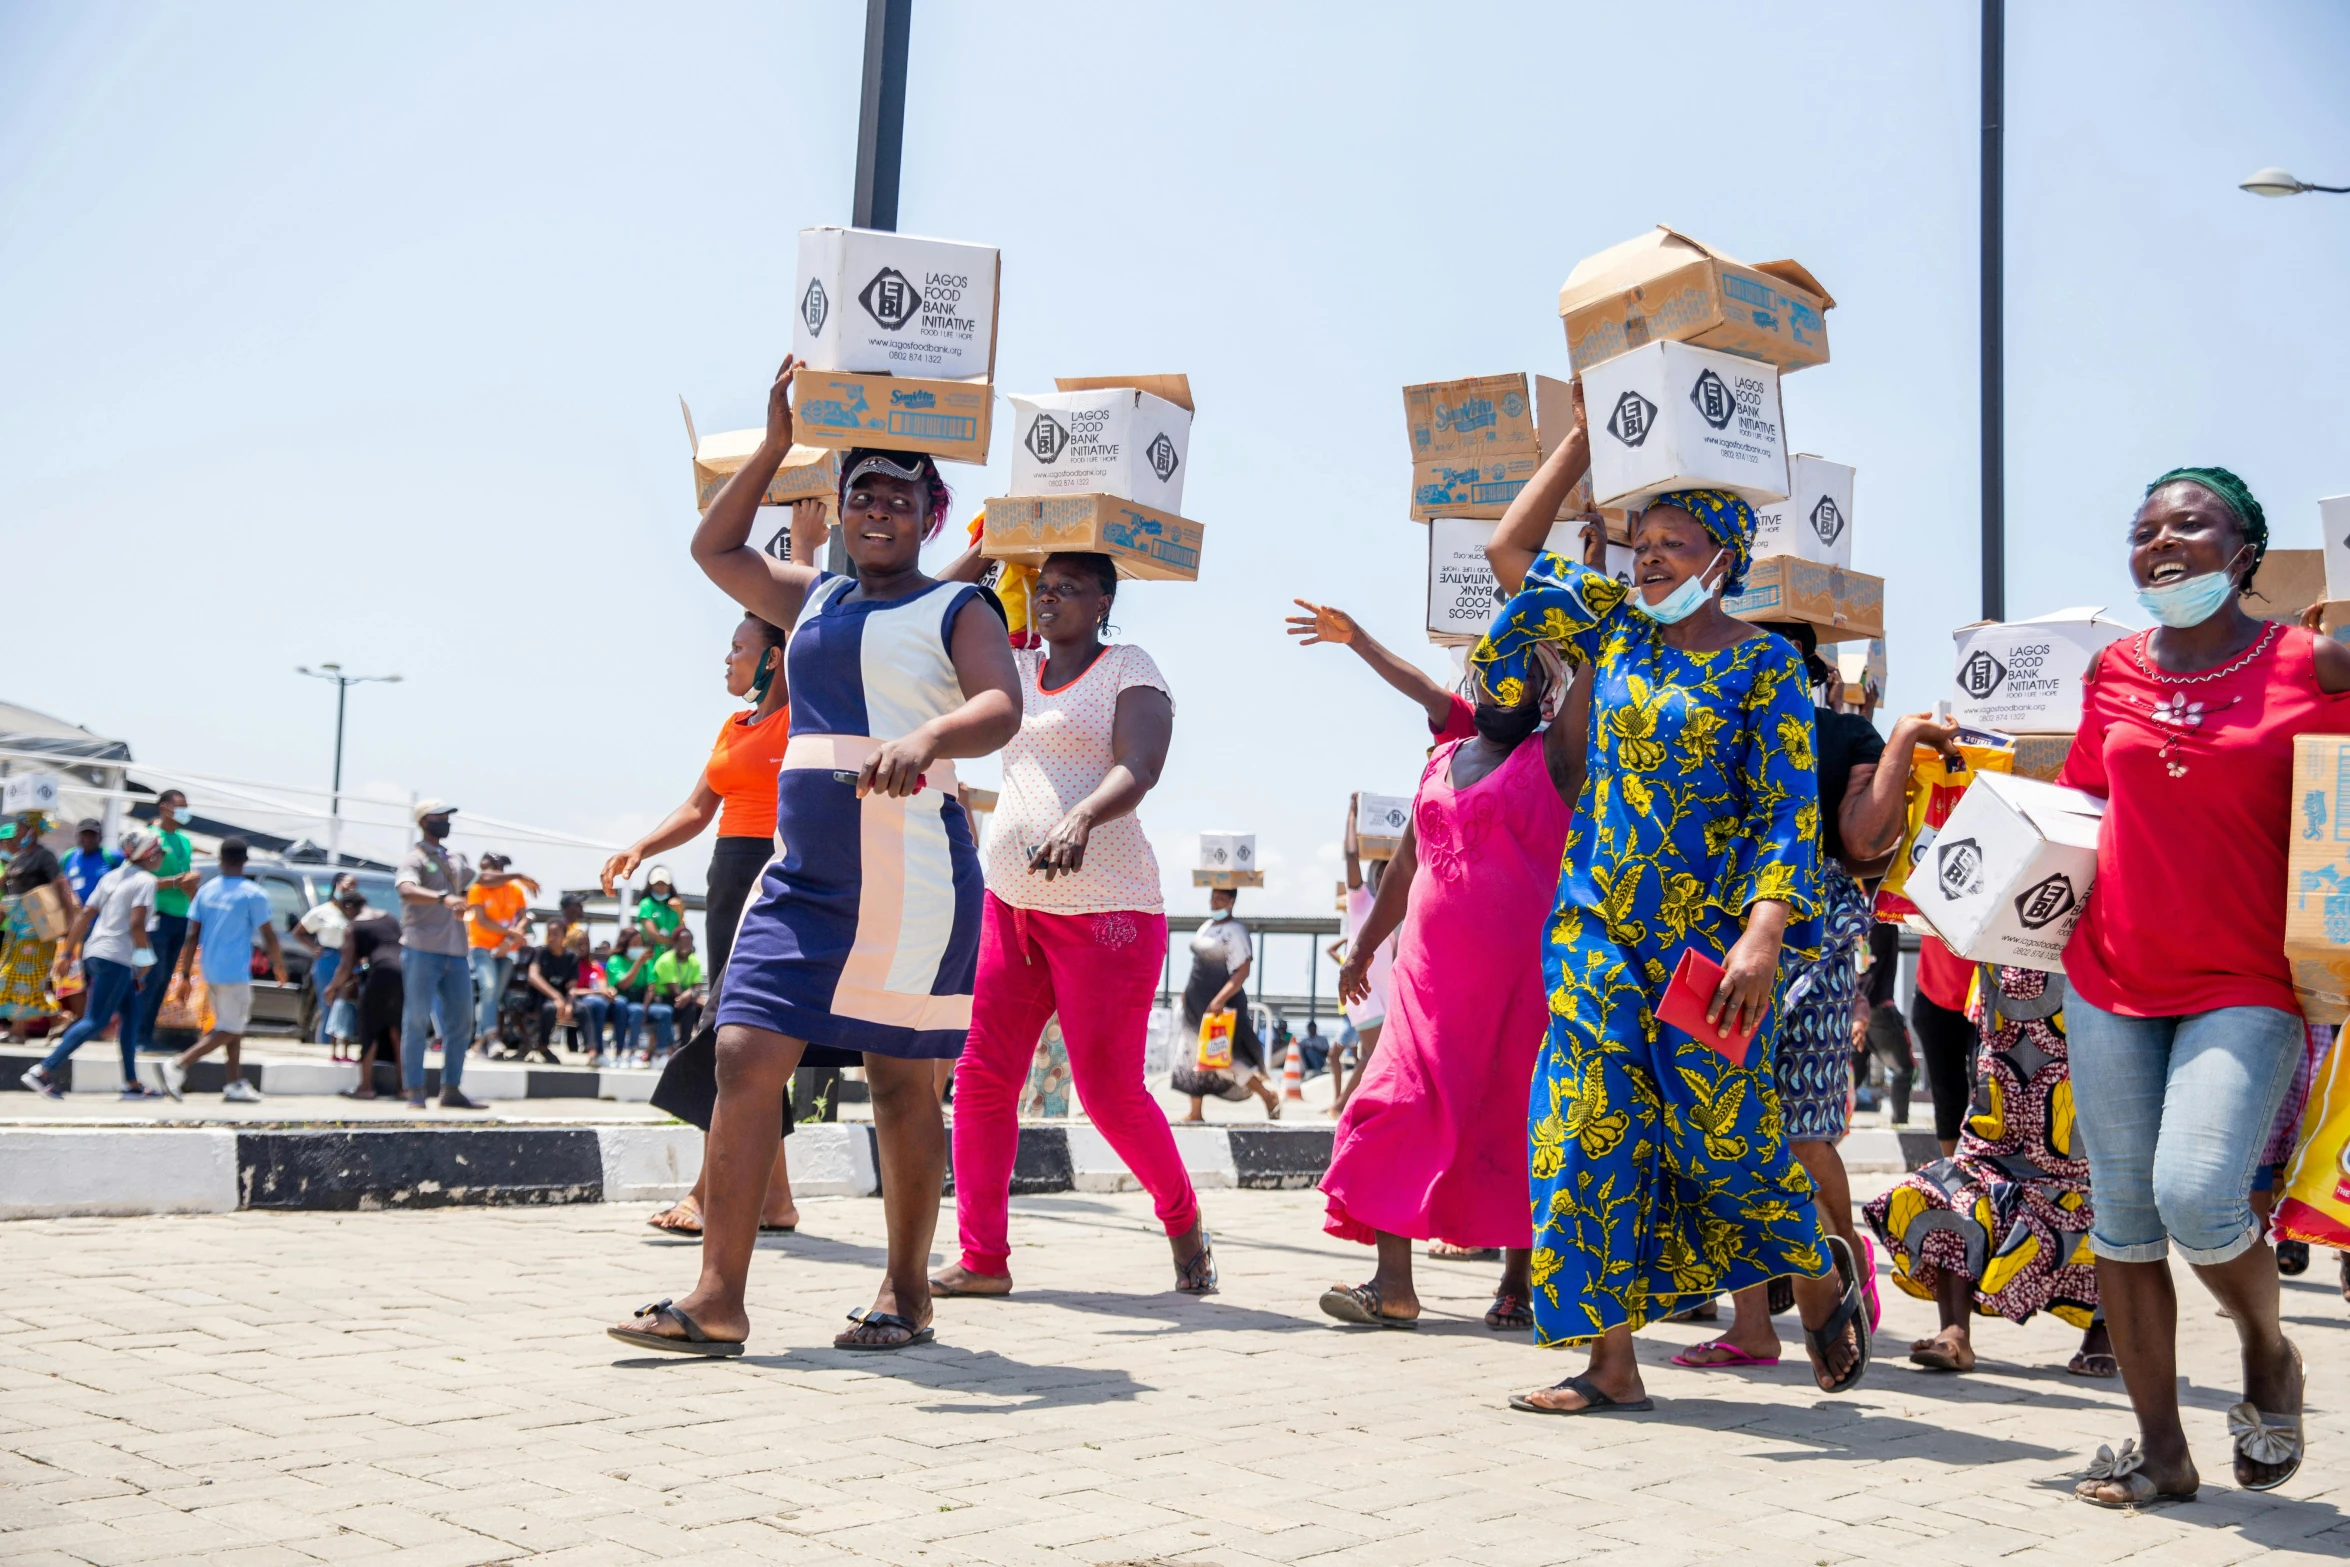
[{"x1": 2146, "y1": 465, "x2": 2267, "y2": 583}]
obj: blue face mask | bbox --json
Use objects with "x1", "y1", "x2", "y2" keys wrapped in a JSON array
[
  {"x1": 2135, "y1": 551, "x2": 2247, "y2": 629},
  {"x1": 1628, "y1": 549, "x2": 1726, "y2": 626}
]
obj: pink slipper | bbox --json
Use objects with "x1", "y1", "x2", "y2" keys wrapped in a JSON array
[
  {"x1": 1670, "y1": 1339, "x2": 1781, "y2": 1369},
  {"x1": 1856, "y1": 1235, "x2": 1883, "y2": 1332}
]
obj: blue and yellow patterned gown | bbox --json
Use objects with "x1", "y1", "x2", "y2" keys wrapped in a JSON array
[{"x1": 1472, "y1": 552, "x2": 1831, "y2": 1346}]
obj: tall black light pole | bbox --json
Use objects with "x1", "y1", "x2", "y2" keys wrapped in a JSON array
[
  {"x1": 853, "y1": 0, "x2": 911, "y2": 232},
  {"x1": 1980, "y1": 0, "x2": 2005, "y2": 622},
  {"x1": 296, "y1": 663, "x2": 401, "y2": 865}
]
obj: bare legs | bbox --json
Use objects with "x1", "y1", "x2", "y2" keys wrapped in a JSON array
[
  {"x1": 172, "y1": 1027, "x2": 247, "y2": 1084},
  {"x1": 652, "y1": 1140, "x2": 796, "y2": 1233},
  {"x1": 614, "y1": 1022, "x2": 803, "y2": 1344},
  {"x1": 1330, "y1": 1022, "x2": 1382, "y2": 1117},
  {"x1": 849, "y1": 1054, "x2": 948, "y2": 1344},
  {"x1": 2083, "y1": 1245, "x2": 2302, "y2": 1502}
]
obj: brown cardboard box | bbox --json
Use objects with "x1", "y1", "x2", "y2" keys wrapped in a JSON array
[
  {"x1": 2286, "y1": 734, "x2": 2350, "y2": 1023},
  {"x1": 1403, "y1": 372, "x2": 1588, "y2": 520},
  {"x1": 2248, "y1": 548, "x2": 2326, "y2": 624},
  {"x1": 791, "y1": 370, "x2": 993, "y2": 464},
  {"x1": 1558, "y1": 226, "x2": 1834, "y2": 375},
  {"x1": 1723, "y1": 556, "x2": 1883, "y2": 642},
  {"x1": 1600, "y1": 507, "x2": 1633, "y2": 544},
  {"x1": 1192, "y1": 869, "x2": 1265, "y2": 889},
  {"x1": 981, "y1": 495, "x2": 1203, "y2": 582},
  {"x1": 2010, "y1": 734, "x2": 2076, "y2": 783},
  {"x1": 682, "y1": 400, "x2": 842, "y2": 513}
]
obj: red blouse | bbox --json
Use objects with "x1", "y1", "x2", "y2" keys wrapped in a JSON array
[{"x1": 2059, "y1": 624, "x2": 2350, "y2": 1018}]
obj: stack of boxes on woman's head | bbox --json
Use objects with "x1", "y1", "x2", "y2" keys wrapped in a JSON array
[
  {"x1": 675, "y1": 226, "x2": 1001, "y2": 543},
  {"x1": 982, "y1": 375, "x2": 1205, "y2": 584},
  {"x1": 1563, "y1": 226, "x2": 1878, "y2": 646}
]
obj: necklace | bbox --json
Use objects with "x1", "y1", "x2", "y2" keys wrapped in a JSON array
[
  {"x1": 2119, "y1": 622, "x2": 2276, "y2": 779},
  {"x1": 2129, "y1": 620, "x2": 2277, "y2": 685}
]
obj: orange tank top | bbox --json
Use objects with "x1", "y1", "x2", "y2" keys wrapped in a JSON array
[{"x1": 704, "y1": 704, "x2": 790, "y2": 839}]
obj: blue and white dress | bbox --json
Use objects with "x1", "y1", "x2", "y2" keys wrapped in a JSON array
[{"x1": 716, "y1": 572, "x2": 987, "y2": 1060}]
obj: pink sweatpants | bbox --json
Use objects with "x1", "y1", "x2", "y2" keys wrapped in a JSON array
[{"x1": 953, "y1": 892, "x2": 1195, "y2": 1275}]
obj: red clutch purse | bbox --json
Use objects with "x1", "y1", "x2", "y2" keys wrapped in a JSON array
[{"x1": 1656, "y1": 946, "x2": 1761, "y2": 1066}]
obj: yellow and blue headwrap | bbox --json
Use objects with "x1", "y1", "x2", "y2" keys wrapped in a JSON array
[{"x1": 1644, "y1": 488, "x2": 1756, "y2": 594}]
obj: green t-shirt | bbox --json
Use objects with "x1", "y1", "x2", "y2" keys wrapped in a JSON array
[
  {"x1": 636, "y1": 894, "x2": 683, "y2": 938},
  {"x1": 651, "y1": 950, "x2": 702, "y2": 997},
  {"x1": 605, "y1": 947, "x2": 656, "y2": 996},
  {"x1": 152, "y1": 827, "x2": 194, "y2": 916}
]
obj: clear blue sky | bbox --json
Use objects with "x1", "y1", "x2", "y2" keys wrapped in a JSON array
[{"x1": 4, "y1": 2, "x2": 2345, "y2": 994}]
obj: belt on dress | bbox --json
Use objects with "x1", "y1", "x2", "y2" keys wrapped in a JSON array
[{"x1": 780, "y1": 734, "x2": 959, "y2": 797}]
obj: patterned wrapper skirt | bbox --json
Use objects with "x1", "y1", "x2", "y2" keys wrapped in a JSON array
[{"x1": 0, "y1": 895, "x2": 59, "y2": 1021}]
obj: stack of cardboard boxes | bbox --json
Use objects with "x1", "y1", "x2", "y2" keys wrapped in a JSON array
[
  {"x1": 980, "y1": 376, "x2": 1204, "y2": 582},
  {"x1": 1407, "y1": 228, "x2": 1879, "y2": 652},
  {"x1": 788, "y1": 227, "x2": 1001, "y2": 465},
  {"x1": 1403, "y1": 373, "x2": 1608, "y2": 645},
  {"x1": 1947, "y1": 609, "x2": 2132, "y2": 781},
  {"x1": 1194, "y1": 832, "x2": 1261, "y2": 891},
  {"x1": 1563, "y1": 228, "x2": 1880, "y2": 646}
]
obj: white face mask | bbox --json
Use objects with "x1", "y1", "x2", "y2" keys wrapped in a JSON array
[{"x1": 1628, "y1": 550, "x2": 1726, "y2": 625}]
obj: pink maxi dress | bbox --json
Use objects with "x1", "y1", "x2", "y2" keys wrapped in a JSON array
[{"x1": 1321, "y1": 734, "x2": 1571, "y2": 1247}]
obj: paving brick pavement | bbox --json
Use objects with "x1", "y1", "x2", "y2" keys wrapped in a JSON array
[{"x1": 4, "y1": 1188, "x2": 2347, "y2": 1565}]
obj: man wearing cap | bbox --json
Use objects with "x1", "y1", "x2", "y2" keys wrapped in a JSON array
[
  {"x1": 23, "y1": 830, "x2": 166, "y2": 1099},
  {"x1": 59, "y1": 820, "x2": 121, "y2": 905},
  {"x1": 132, "y1": 789, "x2": 201, "y2": 1049},
  {"x1": 396, "y1": 800, "x2": 485, "y2": 1110}
]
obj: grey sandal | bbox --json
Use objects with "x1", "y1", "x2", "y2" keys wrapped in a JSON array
[
  {"x1": 1318, "y1": 1282, "x2": 1417, "y2": 1328},
  {"x1": 606, "y1": 1298, "x2": 743, "y2": 1357},
  {"x1": 2074, "y1": 1438, "x2": 2193, "y2": 1509}
]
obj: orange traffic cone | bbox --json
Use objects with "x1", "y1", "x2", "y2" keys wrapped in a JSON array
[{"x1": 1281, "y1": 1035, "x2": 1307, "y2": 1105}]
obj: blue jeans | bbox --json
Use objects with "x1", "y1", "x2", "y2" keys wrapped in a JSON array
[
  {"x1": 400, "y1": 949, "x2": 474, "y2": 1093},
  {"x1": 2065, "y1": 989, "x2": 2307, "y2": 1266},
  {"x1": 576, "y1": 994, "x2": 637, "y2": 1056},
  {"x1": 133, "y1": 912, "x2": 188, "y2": 1045},
  {"x1": 43, "y1": 957, "x2": 141, "y2": 1086},
  {"x1": 310, "y1": 951, "x2": 340, "y2": 1043},
  {"x1": 645, "y1": 1002, "x2": 676, "y2": 1055},
  {"x1": 468, "y1": 949, "x2": 514, "y2": 1041}
]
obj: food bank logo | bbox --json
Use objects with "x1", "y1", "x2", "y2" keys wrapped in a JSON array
[
  {"x1": 1959, "y1": 648, "x2": 2007, "y2": 698},
  {"x1": 858, "y1": 267, "x2": 922, "y2": 331},
  {"x1": 800, "y1": 279, "x2": 829, "y2": 337},
  {"x1": 1810, "y1": 495, "x2": 1847, "y2": 546},
  {"x1": 1935, "y1": 837, "x2": 1984, "y2": 900},
  {"x1": 1689, "y1": 368, "x2": 1736, "y2": 430},
  {"x1": 1025, "y1": 414, "x2": 1070, "y2": 465},
  {"x1": 1145, "y1": 433, "x2": 1180, "y2": 483},
  {"x1": 2014, "y1": 873, "x2": 2078, "y2": 931},
  {"x1": 1607, "y1": 391, "x2": 1658, "y2": 447}
]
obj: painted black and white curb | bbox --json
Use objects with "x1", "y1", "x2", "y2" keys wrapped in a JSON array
[
  {"x1": 0, "y1": 1121, "x2": 1356, "y2": 1220},
  {"x1": 3, "y1": 1051, "x2": 660, "y2": 1103}
]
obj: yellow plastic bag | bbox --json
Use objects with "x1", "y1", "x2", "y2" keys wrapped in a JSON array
[
  {"x1": 1195, "y1": 1009, "x2": 1235, "y2": 1072},
  {"x1": 1874, "y1": 739, "x2": 2015, "y2": 922},
  {"x1": 2277, "y1": 1035, "x2": 2350, "y2": 1248}
]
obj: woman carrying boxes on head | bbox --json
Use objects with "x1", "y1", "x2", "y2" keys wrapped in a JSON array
[
  {"x1": 925, "y1": 541, "x2": 1215, "y2": 1297},
  {"x1": 610, "y1": 356, "x2": 1022, "y2": 1357},
  {"x1": 2059, "y1": 467, "x2": 2349, "y2": 1507},
  {"x1": 1478, "y1": 384, "x2": 1870, "y2": 1415}
]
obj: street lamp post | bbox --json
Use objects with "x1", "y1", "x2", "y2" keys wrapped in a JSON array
[
  {"x1": 2241, "y1": 167, "x2": 2350, "y2": 198},
  {"x1": 295, "y1": 663, "x2": 401, "y2": 865}
]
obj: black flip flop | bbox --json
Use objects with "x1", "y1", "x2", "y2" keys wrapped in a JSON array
[
  {"x1": 1803, "y1": 1235, "x2": 1872, "y2": 1394},
  {"x1": 1318, "y1": 1283, "x2": 1418, "y2": 1329},
  {"x1": 1509, "y1": 1374, "x2": 1653, "y2": 1415},
  {"x1": 606, "y1": 1298, "x2": 743, "y2": 1357},
  {"x1": 757, "y1": 1222, "x2": 797, "y2": 1234},
  {"x1": 834, "y1": 1307, "x2": 935, "y2": 1352}
]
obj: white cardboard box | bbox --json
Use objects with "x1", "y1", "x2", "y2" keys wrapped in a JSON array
[
  {"x1": 1950, "y1": 608, "x2": 2133, "y2": 734},
  {"x1": 1197, "y1": 833, "x2": 1256, "y2": 875},
  {"x1": 1008, "y1": 387, "x2": 1192, "y2": 512},
  {"x1": 2322, "y1": 495, "x2": 2350, "y2": 603},
  {"x1": 2, "y1": 773, "x2": 60, "y2": 814},
  {"x1": 791, "y1": 227, "x2": 999, "y2": 379},
  {"x1": 1751, "y1": 455, "x2": 1854, "y2": 569},
  {"x1": 1904, "y1": 771, "x2": 2104, "y2": 972},
  {"x1": 1581, "y1": 339, "x2": 1789, "y2": 510},
  {"x1": 1426, "y1": 518, "x2": 1584, "y2": 643},
  {"x1": 1355, "y1": 793, "x2": 1412, "y2": 860}
]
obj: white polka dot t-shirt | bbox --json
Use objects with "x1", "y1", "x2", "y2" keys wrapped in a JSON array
[{"x1": 984, "y1": 643, "x2": 1171, "y2": 915}]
